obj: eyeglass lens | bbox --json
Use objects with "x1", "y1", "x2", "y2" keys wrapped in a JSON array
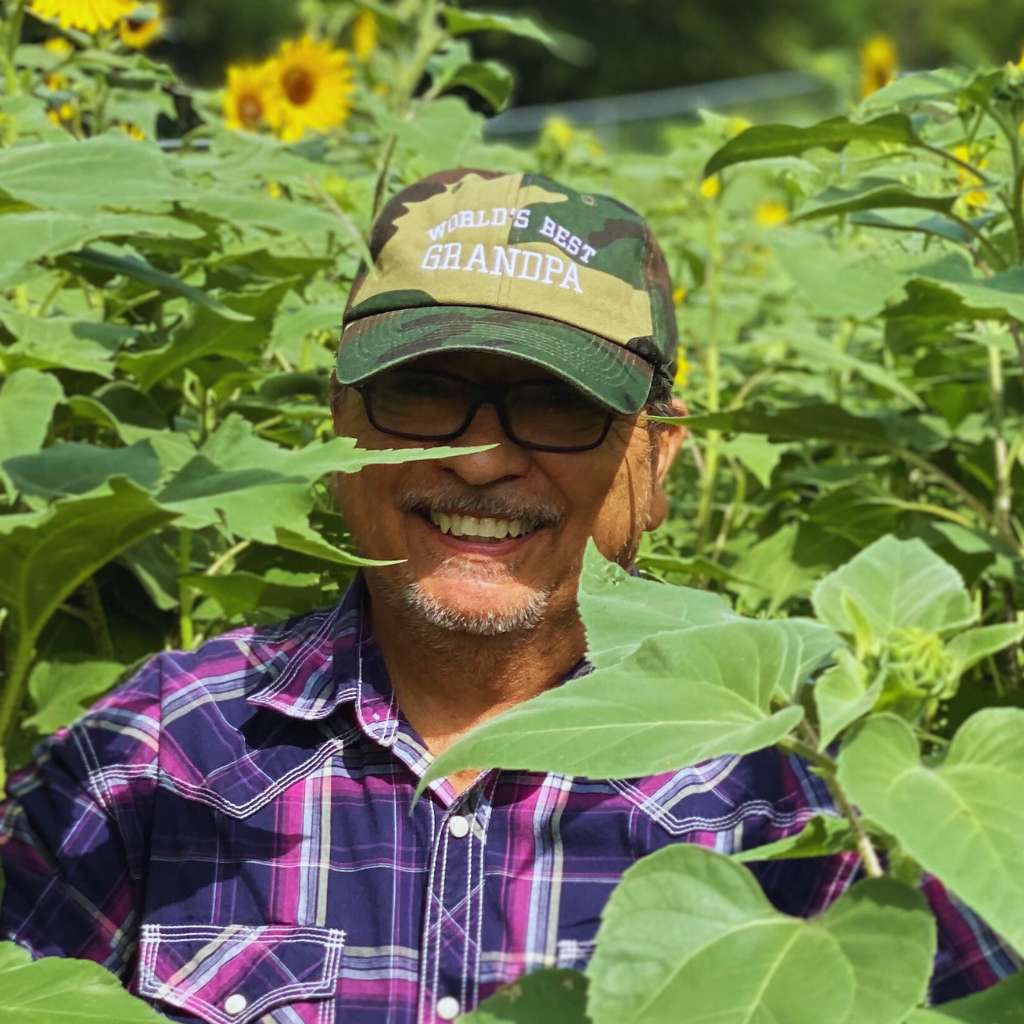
[{"x1": 362, "y1": 369, "x2": 613, "y2": 451}]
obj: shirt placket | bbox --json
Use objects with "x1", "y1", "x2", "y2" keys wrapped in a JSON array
[{"x1": 418, "y1": 785, "x2": 489, "y2": 1024}]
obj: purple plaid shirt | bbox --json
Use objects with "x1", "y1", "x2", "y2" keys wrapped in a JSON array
[{"x1": 1, "y1": 575, "x2": 1017, "y2": 1023}]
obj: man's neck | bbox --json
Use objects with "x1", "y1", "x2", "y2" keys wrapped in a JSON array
[{"x1": 365, "y1": 591, "x2": 584, "y2": 771}]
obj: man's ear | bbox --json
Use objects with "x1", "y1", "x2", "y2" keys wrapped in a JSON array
[{"x1": 647, "y1": 396, "x2": 687, "y2": 532}]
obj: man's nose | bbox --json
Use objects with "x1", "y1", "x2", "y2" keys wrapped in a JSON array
[{"x1": 440, "y1": 401, "x2": 531, "y2": 484}]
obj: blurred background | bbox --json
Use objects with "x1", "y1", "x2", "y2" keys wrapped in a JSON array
[{"x1": 131, "y1": 0, "x2": 1024, "y2": 143}]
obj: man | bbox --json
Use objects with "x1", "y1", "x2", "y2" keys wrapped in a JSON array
[{"x1": 0, "y1": 169, "x2": 1015, "y2": 1024}]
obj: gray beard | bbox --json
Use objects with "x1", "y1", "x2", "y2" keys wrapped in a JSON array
[{"x1": 399, "y1": 578, "x2": 552, "y2": 637}]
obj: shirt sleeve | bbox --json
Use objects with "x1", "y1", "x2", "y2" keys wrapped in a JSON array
[
  {"x1": 0, "y1": 656, "x2": 164, "y2": 978},
  {"x1": 924, "y1": 874, "x2": 1022, "y2": 1004}
]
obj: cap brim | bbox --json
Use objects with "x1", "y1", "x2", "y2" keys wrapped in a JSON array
[{"x1": 337, "y1": 306, "x2": 653, "y2": 415}]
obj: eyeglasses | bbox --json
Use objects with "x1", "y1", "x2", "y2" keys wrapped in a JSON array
[{"x1": 352, "y1": 368, "x2": 616, "y2": 453}]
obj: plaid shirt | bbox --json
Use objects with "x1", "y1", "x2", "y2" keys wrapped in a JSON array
[{"x1": 1, "y1": 576, "x2": 1017, "y2": 1024}]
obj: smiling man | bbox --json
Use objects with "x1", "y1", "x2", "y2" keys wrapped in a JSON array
[{"x1": 0, "y1": 169, "x2": 1016, "y2": 1024}]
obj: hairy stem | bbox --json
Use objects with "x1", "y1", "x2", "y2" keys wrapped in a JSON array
[{"x1": 780, "y1": 735, "x2": 884, "y2": 879}]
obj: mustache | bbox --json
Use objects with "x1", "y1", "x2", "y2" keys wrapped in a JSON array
[{"x1": 398, "y1": 485, "x2": 564, "y2": 531}]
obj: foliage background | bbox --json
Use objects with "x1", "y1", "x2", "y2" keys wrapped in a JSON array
[{"x1": 1, "y1": 0, "x2": 1023, "y2": 1019}]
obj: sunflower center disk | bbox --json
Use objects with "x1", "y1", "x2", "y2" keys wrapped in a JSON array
[
  {"x1": 283, "y1": 67, "x2": 315, "y2": 106},
  {"x1": 238, "y1": 94, "x2": 264, "y2": 129}
]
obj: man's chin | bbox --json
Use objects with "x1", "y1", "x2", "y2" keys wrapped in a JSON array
[{"x1": 402, "y1": 576, "x2": 551, "y2": 637}]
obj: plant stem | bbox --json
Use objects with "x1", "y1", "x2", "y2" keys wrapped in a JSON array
[
  {"x1": 779, "y1": 735, "x2": 884, "y2": 879},
  {"x1": 0, "y1": 636, "x2": 32, "y2": 752},
  {"x1": 178, "y1": 531, "x2": 194, "y2": 649},
  {"x1": 206, "y1": 539, "x2": 252, "y2": 577},
  {"x1": 695, "y1": 203, "x2": 722, "y2": 551},
  {"x1": 2, "y1": 0, "x2": 27, "y2": 95},
  {"x1": 83, "y1": 577, "x2": 114, "y2": 659},
  {"x1": 988, "y1": 343, "x2": 1013, "y2": 541}
]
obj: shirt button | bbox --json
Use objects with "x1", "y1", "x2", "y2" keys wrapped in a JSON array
[
  {"x1": 436, "y1": 995, "x2": 461, "y2": 1020},
  {"x1": 447, "y1": 815, "x2": 470, "y2": 839},
  {"x1": 224, "y1": 993, "x2": 248, "y2": 1015}
]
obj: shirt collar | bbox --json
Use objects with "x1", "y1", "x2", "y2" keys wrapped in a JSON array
[{"x1": 244, "y1": 574, "x2": 405, "y2": 750}]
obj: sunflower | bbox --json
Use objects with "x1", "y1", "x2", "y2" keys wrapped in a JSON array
[
  {"x1": 352, "y1": 10, "x2": 377, "y2": 63},
  {"x1": 755, "y1": 200, "x2": 788, "y2": 227},
  {"x1": 43, "y1": 35, "x2": 73, "y2": 55},
  {"x1": 119, "y1": 3, "x2": 164, "y2": 48},
  {"x1": 29, "y1": 0, "x2": 135, "y2": 33},
  {"x1": 859, "y1": 33, "x2": 897, "y2": 98},
  {"x1": 700, "y1": 175, "x2": 721, "y2": 200},
  {"x1": 224, "y1": 62, "x2": 276, "y2": 133},
  {"x1": 266, "y1": 35, "x2": 354, "y2": 143}
]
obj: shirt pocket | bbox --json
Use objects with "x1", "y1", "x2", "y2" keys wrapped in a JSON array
[{"x1": 137, "y1": 923, "x2": 345, "y2": 1024}]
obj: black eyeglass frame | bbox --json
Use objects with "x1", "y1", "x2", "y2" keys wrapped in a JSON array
[{"x1": 351, "y1": 368, "x2": 617, "y2": 453}]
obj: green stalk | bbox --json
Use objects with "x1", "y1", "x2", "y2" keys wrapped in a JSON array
[
  {"x1": 2, "y1": 0, "x2": 26, "y2": 95},
  {"x1": 178, "y1": 531, "x2": 194, "y2": 649},
  {"x1": 0, "y1": 635, "x2": 32, "y2": 752},
  {"x1": 694, "y1": 202, "x2": 722, "y2": 552},
  {"x1": 83, "y1": 577, "x2": 114, "y2": 659},
  {"x1": 780, "y1": 733, "x2": 884, "y2": 879},
  {"x1": 989, "y1": 343, "x2": 1013, "y2": 540}
]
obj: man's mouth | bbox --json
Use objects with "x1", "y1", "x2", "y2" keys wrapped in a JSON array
[{"x1": 426, "y1": 511, "x2": 539, "y2": 541}]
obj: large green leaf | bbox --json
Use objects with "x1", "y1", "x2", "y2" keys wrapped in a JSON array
[
  {"x1": 585, "y1": 846, "x2": 934, "y2": 1024},
  {"x1": 120, "y1": 283, "x2": 289, "y2": 390},
  {"x1": 0, "y1": 369, "x2": 63, "y2": 495},
  {"x1": 68, "y1": 247, "x2": 252, "y2": 323},
  {"x1": 182, "y1": 570, "x2": 323, "y2": 619},
  {"x1": 905, "y1": 252, "x2": 1024, "y2": 322},
  {"x1": 577, "y1": 541, "x2": 737, "y2": 668},
  {"x1": 792, "y1": 179, "x2": 958, "y2": 223},
  {"x1": 441, "y1": 7, "x2": 558, "y2": 50},
  {"x1": 814, "y1": 648, "x2": 882, "y2": 749},
  {"x1": 0, "y1": 941, "x2": 165, "y2": 1022},
  {"x1": 838, "y1": 709, "x2": 1024, "y2": 954},
  {"x1": 811, "y1": 535, "x2": 976, "y2": 642},
  {"x1": 0, "y1": 136, "x2": 191, "y2": 214},
  {"x1": 157, "y1": 414, "x2": 495, "y2": 534},
  {"x1": 418, "y1": 619, "x2": 807, "y2": 789},
  {"x1": 0, "y1": 210, "x2": 202, "y2": 286},
  {"x1": 770, "y1": 231, "x2": 908, "y2": 319},
  {"x1": 24, "y1": 659, "x2": 126, "y2": 734},
  {"x1": 947, "y1": 623, "x2": 1024, "y2": 674},
  {"x1": 677, "y1": 404, "x2": 940, "y2": 449},
  {"x1": 461, "y1": 969, "x2": 588, "y2": 1023},
  {"x1": 0, "y1": 478, "x2": 176, "y2": 667},
  {"x1": 733, "y1": 814, "x2": 854, "y2": 863},
  {"x1": 903, "y1": 971, "x2": 1024, "y2": 1022},
  {"x1": 4, "y1": 440, "x2": 163, "y2": 500},
  {"x1": 0, "y1": 308, "x2": 132, "y2": 378},
  {"x1": 704, "y1": 115, "x2": 919, "y2": 177}
]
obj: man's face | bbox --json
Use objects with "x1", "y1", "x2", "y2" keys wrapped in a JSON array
[{"x1": 332, "y1": 351, "x2": 683, "y2": 637}]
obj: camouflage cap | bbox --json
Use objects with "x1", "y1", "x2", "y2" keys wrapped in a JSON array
[{"x1": 337, "y1": 168, "x2": 678, "y2": 414}]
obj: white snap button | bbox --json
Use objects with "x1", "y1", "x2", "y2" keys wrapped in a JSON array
[
  {"x1": 436, "y1": 995, "x2": 461, "y2": 1020},
  {"x1": 224, "y1": 992, "x2": 248, "y2": 1015},
  {"x1": 447, "y1": 815, "x2": 470, "y2": 839}
]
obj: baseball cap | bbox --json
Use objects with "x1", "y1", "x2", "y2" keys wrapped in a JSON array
[{"x1": 336, "y1": 168, "x2": 678, "y2": 414}]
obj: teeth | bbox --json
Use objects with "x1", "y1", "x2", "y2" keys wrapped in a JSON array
[{"x1": 428, "y1": 512, "x2": 530, "y2": 539}]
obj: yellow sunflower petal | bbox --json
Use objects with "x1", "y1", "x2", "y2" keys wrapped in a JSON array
[
  {"x1": 755, "y1": 200, "x2": 788, "y2": 227},
  {"x1": 699, "y1": 175, "x2": 721, "y2": 200},
  {"x1": 30, "y1": 0, "x2": 135, "y2": 33},
  {"x1": 352, "y1": 10, "x2": 377, "y2": 63},
  {"x1": 120, "y1": 6, "x2": 164, "y2": 49},
  {"x1": 859, "y1": 33, "x2": 897, "y2": 98},
  {"x1": 265, "y1": 34, "x2": 355, "y2": 142},
  {"x1": 224, "y1": 61, "x2": 276, "y2": 133}
]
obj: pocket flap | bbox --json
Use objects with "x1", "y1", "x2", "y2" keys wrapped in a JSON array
[{"x1": 139, "y1": 923, "x2": 345, "y2": 1024}]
